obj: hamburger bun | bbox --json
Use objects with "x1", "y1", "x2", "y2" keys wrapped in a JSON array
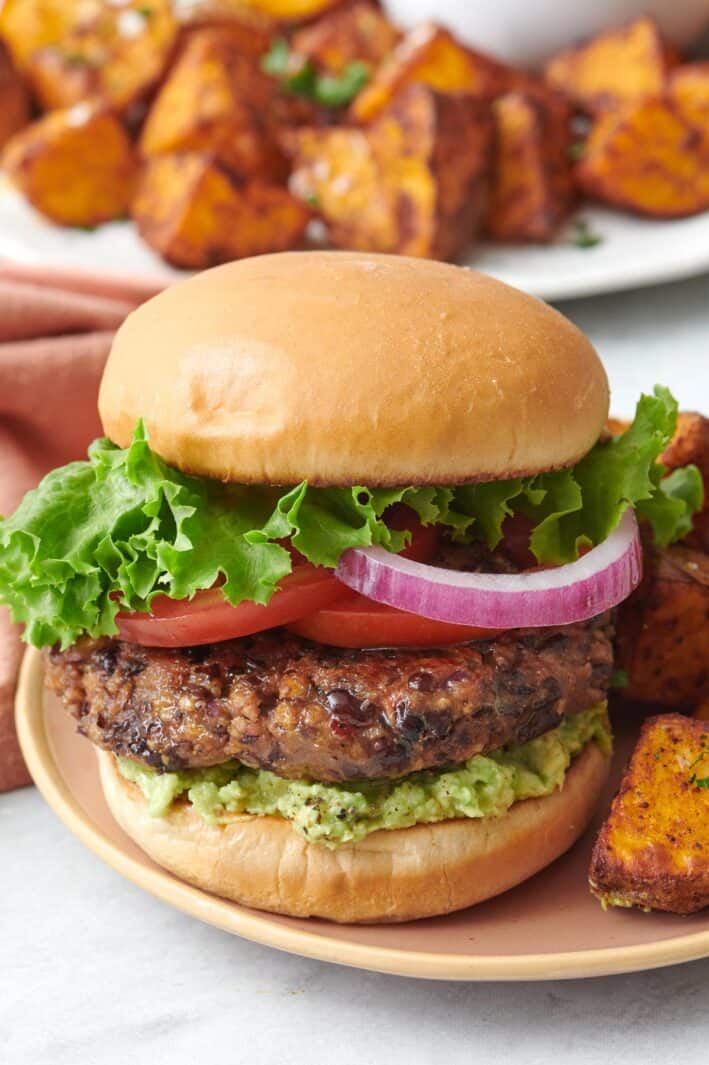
[
  {"x1": 98, "y1": 740, "x2": 610, "y2": 924},
  {"x1": 99, "y1": 252, "x2": 609, "y2": 487}
]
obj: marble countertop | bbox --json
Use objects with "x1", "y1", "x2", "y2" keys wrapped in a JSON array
[{"x1": 3, "y1": 271, "x2": 709, "y2": 1065}]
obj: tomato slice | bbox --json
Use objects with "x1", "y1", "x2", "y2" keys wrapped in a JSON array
[
  {"x1": 288, "y1": 593, "x2": 498, "y2": 649},
  {"x1": 114, "y1": 511, "x2": 440, "y2": 648},
  {"x1": 116, "y1": 564, "x2": 347, "y2": 647}
]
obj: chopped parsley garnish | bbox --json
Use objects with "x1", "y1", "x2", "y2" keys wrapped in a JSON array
[
  {"x1": 568, "y1": 142, "x2": 585, "y2": 161},
  {"x1": 609, "y1": 668, "x2": 629, "y2": 689},
  {"x1": 688, "y1": 745, "x2": 709, "y2": 788},
  {"x1": 262, "y1": 38, "x2": 369, "y2": 108},
  {"x1": 571, "y1": 219, "x2": 603, "y2": 248}
]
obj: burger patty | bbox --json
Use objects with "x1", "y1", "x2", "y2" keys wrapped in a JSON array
[{"x1": 46, "y1": 616, "x2": 613, "y2": 782}]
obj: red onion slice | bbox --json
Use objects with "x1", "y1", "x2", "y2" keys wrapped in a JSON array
[{"x1": 336, "y1": 509, "x2": 642, "y2": 629}]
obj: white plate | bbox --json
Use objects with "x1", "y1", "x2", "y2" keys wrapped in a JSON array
[{"x1": 1, "y1": 186, "x2": 709, "y2": 301}]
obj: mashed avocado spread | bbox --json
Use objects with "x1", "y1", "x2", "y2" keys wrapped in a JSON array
[{"x1": 118, "y1": 703, "x2": 611, "y2": 848}]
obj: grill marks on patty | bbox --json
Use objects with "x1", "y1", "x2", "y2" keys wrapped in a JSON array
[{"x1": 46, "y1": 617, "x2": 613, "y2": 782}]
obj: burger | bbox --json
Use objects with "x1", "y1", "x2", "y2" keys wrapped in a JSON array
[{"x1": 0, "y1": 252, "x2": 701, "y2": 923}]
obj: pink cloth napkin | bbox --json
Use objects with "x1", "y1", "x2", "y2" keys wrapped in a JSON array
[{"x1": 0, "y1": 263, "x2": 165, "y2": 791}]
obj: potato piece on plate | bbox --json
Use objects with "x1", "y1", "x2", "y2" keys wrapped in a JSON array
[
  {"x1": 3, "y1": 103, "x2": 138, "y2": 227},
  {"x1": 139, "y1": 25, "x2": 285, "y2": 180},
  {"x1": 246, "y1": 0, "x2": 344, "y2": 19},
  {"x1": 350, "y1": 23, "x2": 513, "y2": 123},
  {"x1": 486, "y1": 91, "x2": 574, "y2": 242},
  {"x1": 194, "y1": 0, "x2": 343, "y2": 20},
  {"x1": 289, "y1": 83, "x2": 493, "y2": 259},
  {"x1": 290, "y1": 1, "x2": 400, "y2": 74},
  {"x1": 544, "y1": 16, "x2": 678, "y2": 113},
  {"x1": 576, "y1": 97, "x2": 709, "y2": 218},
  {"x1": 589, "y1": 714, "x2": 709, "y2": 915},
  {"x1": 132, "y1": 153, "x2": 309, "y2": 268},
  {"x1": 670, "y1": 62, "x2": 709, "y2": 131},
  {"x1": 0, "y1": 40, "x2": 30, "y2": 150},
  {"x1": 0, "y1": 0, "x2": 75, "y2": 68},
  {"x1": 17, "y1": 0, "x2": 177, "y2": 112},
  {"x1": 615, "y1": 544, "x2": 709, "y2": 708}
]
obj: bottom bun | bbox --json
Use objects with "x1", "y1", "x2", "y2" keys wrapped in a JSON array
[{"x1": 98, "y1": 743, "x2": 610, "y2": 924}]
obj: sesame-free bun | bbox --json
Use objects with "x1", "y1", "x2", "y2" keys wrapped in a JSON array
[
  {"x1": 98, "y1": 741, "x2": 609, "y2": 924},
  {"x1": 99, "y1": 252, "x2": 609, "y2": 486}
]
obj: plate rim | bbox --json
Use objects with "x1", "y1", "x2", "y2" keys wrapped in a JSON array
[
  {"x1": 16, "y1": 647, "x2": 709, "y2": 981},
  {"x1": 2, "y1": 183, "x2": 709, "y2": 303}
]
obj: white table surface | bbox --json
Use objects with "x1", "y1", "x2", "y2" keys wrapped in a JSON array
[{"x1": 3, "y1": 271, "x2": 709, "y2": 1065}]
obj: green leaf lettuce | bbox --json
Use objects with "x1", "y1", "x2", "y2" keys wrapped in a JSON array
[{"x1": 0, "y1": 386, "x2": 702, "y2": 649}]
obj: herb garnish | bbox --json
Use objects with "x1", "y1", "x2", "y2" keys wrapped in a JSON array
[
  {"x1": 688, "y1": 745, "x2": 709, "y2": 788},
  {"x1": 609, "y1": 669, "x2": 629, "y2": 689},
  {"x1": 262, "y1": 38, "x2": 369, "y2": 108},
  {"x1": 571, "y1": 219, "x2": 603, "y2": 248},
  {"x1": 568, "y1": 142, "x2": 585, "y2": 161}
]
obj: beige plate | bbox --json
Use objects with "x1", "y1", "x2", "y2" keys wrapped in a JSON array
[{"x1": 16, "y1": 648, "x2": 709, "y2": 981}]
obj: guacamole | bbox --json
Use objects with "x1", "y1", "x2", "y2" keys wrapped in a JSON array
[{"x1": 118, "y1": 702, "x2": 611, "y2": 848}]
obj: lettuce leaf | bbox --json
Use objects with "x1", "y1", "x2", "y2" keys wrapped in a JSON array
[{"x1": 0, "y1": 387, "x2": 702, "y2": 649}]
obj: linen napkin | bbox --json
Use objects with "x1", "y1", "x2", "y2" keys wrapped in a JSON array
[{"x1": 0, "y1": 263, "x2": 165, "y2": 791}]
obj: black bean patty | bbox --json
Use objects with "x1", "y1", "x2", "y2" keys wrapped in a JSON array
[{"x1": 46, "y1": 616, "x2": 613, "y2": 782}]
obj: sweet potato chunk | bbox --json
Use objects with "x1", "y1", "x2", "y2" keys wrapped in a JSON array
[
  {"x1": 132, "y1": 153, "x2": 309, "y2": 268},
  {"x1": 544, "y1": 16, "x2": 678, "y2": 113},
  {"x1": 670, "y1": 63, "x2": 709, "y2": 148},
  {"x1": 350, "y1": 23, "x2": 513, "y2": 123},
  {"x1": 291, "y1": 1, "x2": 399, "y2": 74},
  {"x1": 253, "y1": 0, "x2": 344, "y2": 17},
  {"x1": 589, "y1": 714, "x2": 709, "y2": 914},
  {"x1": 486, "y1": 91, "x2": 574, "y2": 242},
  {"x1": 3, "y1": 104, "x2": 138, "y2": 227},
  {"x1": 0, "y1": 0, "x2": 75, "y2": 69},
  {"x1": 0, "y1": 41, "x2": 30, "y2": 150},
  {"x1": 576, "y1": 97, "x2": 709, "y2": 218},
  {"x1": 16, "y1": 0, "x2": 177, "y2": 111},
  {"x1": 615, "y1": 544, "x2": 709, "y2": 707},
  {"x1": 139, "y1": 26, "x2": 285, "y2": 181},
  {"x1": 289, "y1": 83, "x2": 493, "y2": 259}
]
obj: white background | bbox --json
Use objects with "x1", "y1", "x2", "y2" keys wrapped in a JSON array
[{"x1": 3, "y1": 270, "x2": 709, "y2": 1064}]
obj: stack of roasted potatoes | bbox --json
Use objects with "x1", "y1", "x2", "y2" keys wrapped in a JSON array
[
  {"x1": 1, "y1": 2, "x2": 708, "y2": 268},
  {"x1": 591, "y1": 412, "x2": 709, "y2": 916}
]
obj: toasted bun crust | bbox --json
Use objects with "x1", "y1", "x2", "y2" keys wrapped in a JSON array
[
  {"x1": 99, "y1": 252, "x2": 609, "y2": 486},
  {"x1": 98, "y1": 741, "x2": 609, "y2": 923}
]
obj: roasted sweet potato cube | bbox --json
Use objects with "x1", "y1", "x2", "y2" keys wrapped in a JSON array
[
  {"x1": 290, "y1": 1, "x2": 400, "y2": 74},
  {"x1": 132, "y1": 153, "x2": 309, "y2": 268},
  {"x1": 670, "y1": 63, "x2": 709, "y2": 142},
  {"x1": 0, "y1": 0, "x2": 75, "y2": 68},
  {"x1": 216, "y1": 0, "x2": 344, "y2": 20},
  {"x1": 486, "y1": 91, "x2": 574, "y2": 241},
  {"x1": 139, "y1": 26, "x2": 285, "y2": 181},
  {"x1": 3, "y1": 104, "x2": 138, "y2": 227},
  {"x1": 589, "y1": 714, "x2": 709, "y2": 914},
  {"x1": 615, "y1": 544, "x2": 709, "y2": 707},
  {"x1": 350, "y1": 23, "x2": 513, "y2": 123},
  {"x1": 576, "y1": 97, "x2": 709, "y2": 218},
  {"x1": 544, "y1": 16, "x2": 678, "y2": 113},
  {"x1": 289, "y1": 83, "x2": 493, "y2": 259},
  {"x1": 14, "y1": 0, "x2": 177, "y2": 111},
  {"x1": 0, "y1": 40, "x2": 30, "y2": 150},
  {"x1": 254, "y1": 0, "x2": 345, "y2": 18}
]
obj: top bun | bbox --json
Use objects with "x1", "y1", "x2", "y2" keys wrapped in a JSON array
[{"x1": 99, "y1": 252, "x2": 609, "y2": 486}]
